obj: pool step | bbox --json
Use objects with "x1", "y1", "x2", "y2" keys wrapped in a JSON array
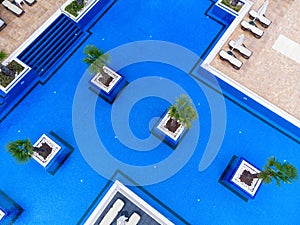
[{"x1": 18, "y1": 14, "x2": 84, "y2": 77}]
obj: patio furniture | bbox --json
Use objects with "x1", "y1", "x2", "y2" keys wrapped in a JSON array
[
  {"x1": 249, "y1": 9, "x2": 272, "y2": 28},
  {"x1": 117, "y1": 215, "x2": 128, "y2": 225},
  {"x1": 228, "y1": 40, "x2": 252, "y2": 59},
  {"x1": 24, "y1": 0, "x2": 36, "y2": 6},
  {"x1": 99, "y1": 198, "x2": 125, "y2": 225},
  {"x1": 241, "y1": 20, "x2": 264, "y2": 39},
  {"x1": 0, "y1": 18, "x2": 7, "y2": 31},
  {"x1": 219, "y1": 49, "x2": 243, "y2": 70},
  {"x1": 14, "y1": 0, "x2": 25, "y2": 8},
  {"x1": 0, "y1": 208, "x2": 5, "y2": 220},
  {"x1": 126, "y1": 212, "x2": 141, "y2": 225},
  {"x1": 2, "y1": 0, "x2": 24, "y2": 17}
]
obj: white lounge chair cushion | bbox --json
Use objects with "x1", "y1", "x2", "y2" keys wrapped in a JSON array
[
  {"x1": 241, "y1": 20, "x2": 264, "y2": 37},
  {"x1": 249, "y1": 9, "x2": 271, "y2": 26},
  {"x1": 0, "y1": 208, "x2": 5, "y2": 220},
  {"x1": 0, "y1": 19, "x2": 5, "y2": 28},
  {"x1": 25, "y1": 0, "x2": 36, "y2": 5},
  {"x1": 126, "y1": 212, "x2": 141, "y2": 225},
  {"x1": 219, "y1": 50, "x2": 243, "y2": 69},
  {"x1": 2, "y1": 0, "x2": 23, "y2": 15},
  {"x1": 99, "y1": 199, "x2": 125, "y2": 225},
  {"x1": 229, "y1": 40, "x2": 252, "y2": 58}
]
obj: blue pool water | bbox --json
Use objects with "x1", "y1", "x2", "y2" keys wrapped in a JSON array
[{"x1": 0, "y1": 0, "x2": 299, "y2": 224}]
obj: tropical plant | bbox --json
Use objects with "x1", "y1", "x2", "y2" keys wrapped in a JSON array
[
  {"x1": 76, "y1": 0, "x2": 84, "y2": 6},
  {"x1": 65, "y1": 0, "x2": 85, "y2": 17},
  {"x1": 83, "y1": 45, "x2": 110, "y2": 74},
  {"x1": 0, "y1": 60, "x2": 25, "y2": 88},
  {"x1": 168, "y1": 94, "x2": 197, "y2": 129},
  {"x1": 0, "y1": 50, "x2": 7, "y2": 62},
  {"x1": 6, "y1": 60, "x2": 24, "y2": 74},
  {"x1": 256, "y1": 157, "x2": 298, "y2": 186},
  {"x1": 6, "y1": 139, "x2": 33, "y2": 163},
  {"x1": 221, "y1": 0, "x2": 243, "y2": 12}
]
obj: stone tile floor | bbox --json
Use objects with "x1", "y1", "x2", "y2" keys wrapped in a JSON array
[
  {"x1": 211, "y1": 0, "x2": 300, "y2": 123},
  {"x1": 0, "y1": 0, "x2": 299, "y2": 125},
  {"x1": 0, "y1": 0, "x2": 65, "y2": 55}
]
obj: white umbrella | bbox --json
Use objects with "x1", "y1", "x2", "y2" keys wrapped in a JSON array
[
  {"x1": 257, "y1": 0, "x2": 269, "y2": 16},
  {"x1": 231, "y1": 34, "x2": 244, "y2": 51}
]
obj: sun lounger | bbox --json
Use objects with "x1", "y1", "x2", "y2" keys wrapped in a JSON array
[
  {"x1": 241, "y1": 20, "x2": 264, "y2": 39},
  {"x1": 126, "y1": 212, "x2": 141, "y2": 225},
  {"x1": 0, "y1": 18, "x2": 7, "y2": 31},
  {"x1": 219, "y1": 50, "x2": 243, "y2": 70},
  {"x1": 99, "y1": 199, "x2": 125, "y2": 225},
  {"x1": 228, "y1": 40, "x2": 252, "y2": 59},
  {"x1": 249, "y1": 9, "x2": 271, "y2": 28},
  {"x1": 2, "y1": 0, "x2": 24, "y2": 17},
  {"x1": 24, "y1": 0, "x2": 36, "y2": 6}
]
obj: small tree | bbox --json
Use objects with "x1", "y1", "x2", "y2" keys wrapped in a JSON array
[
  {"x1": 257, "y1": 157, "x2": 298, "y2": 186},
  {"x1": 0, "y1": 50, "x2": 7, "y2": 62},
  {"x1": 240, "y1": 157, "x2": 298, "y2": 187},
  {"x1": 6, "y1": 139, "x2": 33, "y2": 163},
  {"x1": 168, "y1": 94, "x2": 197, "y2": 129},
  {"x1": 82, "y1": 45, "x2": 110, "y2": 74}
]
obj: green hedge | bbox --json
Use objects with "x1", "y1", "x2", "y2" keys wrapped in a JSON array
[
  {"x1": 221, "y1": 0, "x2": 243, "y2": 12},
  {"x1": 65, "y1": 1, "x2": 85, "y2": 17},
  {"x1": 0, "y1": 60, "x2": 24, "y2": 88},
  {"x1": 0, "y1": 51, "x2": 7, "y2": 62}
]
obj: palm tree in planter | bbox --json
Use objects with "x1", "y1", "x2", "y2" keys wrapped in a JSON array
[
  {"x1": 6, "y1": 139, "x2": 53, "y2": 164},
  {"x1": 83, "y1": 45, "x2": 113, "y2": 87},
  {"x1": 83, "y1": 45, "x2": 110, "y2": 73},
  {"x1": 240, "y1": 157, "x2": 298, "y2": 186},
  {"x1": 6, "y1": 139, "x2": 33, "y2": 163},
  {"x1": 166, "y1": 94, "x2": 197, "y2": 133}
]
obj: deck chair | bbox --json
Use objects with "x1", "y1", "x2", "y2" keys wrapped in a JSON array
[
  {"x1": 99, "y1": 199, "x2": 125, "y2": 225},
  {"x1": 228, "y1": 40, "x2": 252, "y2": 59},
  {"x1": 2, "y1": 0, "x2": 24, "y2": 17},
  {"x1": 241, "y1": 20, "x2": 264, "y2": 39},
  {"x1": 219, "y1": 50, "x2": 243, "y2": 70},
  {"x1": 0, "y1": 18, "x2": 7, "y2": 31},
  {"x1": 126, "y1": 212, "x2": 141, "y2": 225},
  {"x1": 249, "y1": 9, "x2": 271, "y2": 28},
  {"x1": 24, "y1": 0, "x2": 36, "y2": 6}
]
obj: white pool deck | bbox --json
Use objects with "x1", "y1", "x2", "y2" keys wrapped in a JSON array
[{"x1": 0, "y1": 0, "x2": 299, "y2": 129}]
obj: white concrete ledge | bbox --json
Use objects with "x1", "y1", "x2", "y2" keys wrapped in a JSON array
[
  {"x1": 90, "y1": 66, "x2": 122, "y2": 93},
  {"x1": 231, "y1": 159, "x2": 262, "y2": 197},
  {"x1": 84, "y1": 180, "x2": 174, "y2": 225},
  {"x1": 32, "y1": 134, "x2": 61, "y2": 167},
  {"x1": 157, "y1": 111, "x2": 185, "y2": 142}
]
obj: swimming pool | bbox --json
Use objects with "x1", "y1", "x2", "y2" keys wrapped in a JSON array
[{"x1": 0, "y1": 0, "x2": 299, "y2": 224}]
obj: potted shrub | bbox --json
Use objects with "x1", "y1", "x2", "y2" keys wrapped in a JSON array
[
  {"x1": 6, "y1": 139, "x2": 33, "y2": 163},
  {"x1": 83, "y1": 45, "x2": 114, "y2": 87},
  {"x1": 83, "y1": 45, "x2": 110, "y2": 72},
  {"x1": 65, "y1": 0, "x2": 85, "y2": 17},
  {"x1": 167, "y1": 94, "x2": 197, "y2": 132},
  {"x1": 220, "y1": 0, "x2": 244, "y2": 13},
  {"x1": 221, "y1": 155, "x2": 298, "y2": 201},
  {"x1": 154, "y1": 94, "x2": 197, "y2": 148},
  {"x1": 0, "y1": 60, "x2": 25, "y2": 88},
  {"x1": 6, "y1": 136, "x2": 60, "y2": 166},
  {"x1": 83, "y1": 45, "x2": 126, "y2": 103},
  {"x1": 240, "y1": 156, "x2": 298, "y2": 186}
]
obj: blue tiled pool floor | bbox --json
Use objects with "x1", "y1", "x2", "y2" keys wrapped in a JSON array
[{"x1": 0, "y1": 0, "x2": 299, "y2": 224}]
